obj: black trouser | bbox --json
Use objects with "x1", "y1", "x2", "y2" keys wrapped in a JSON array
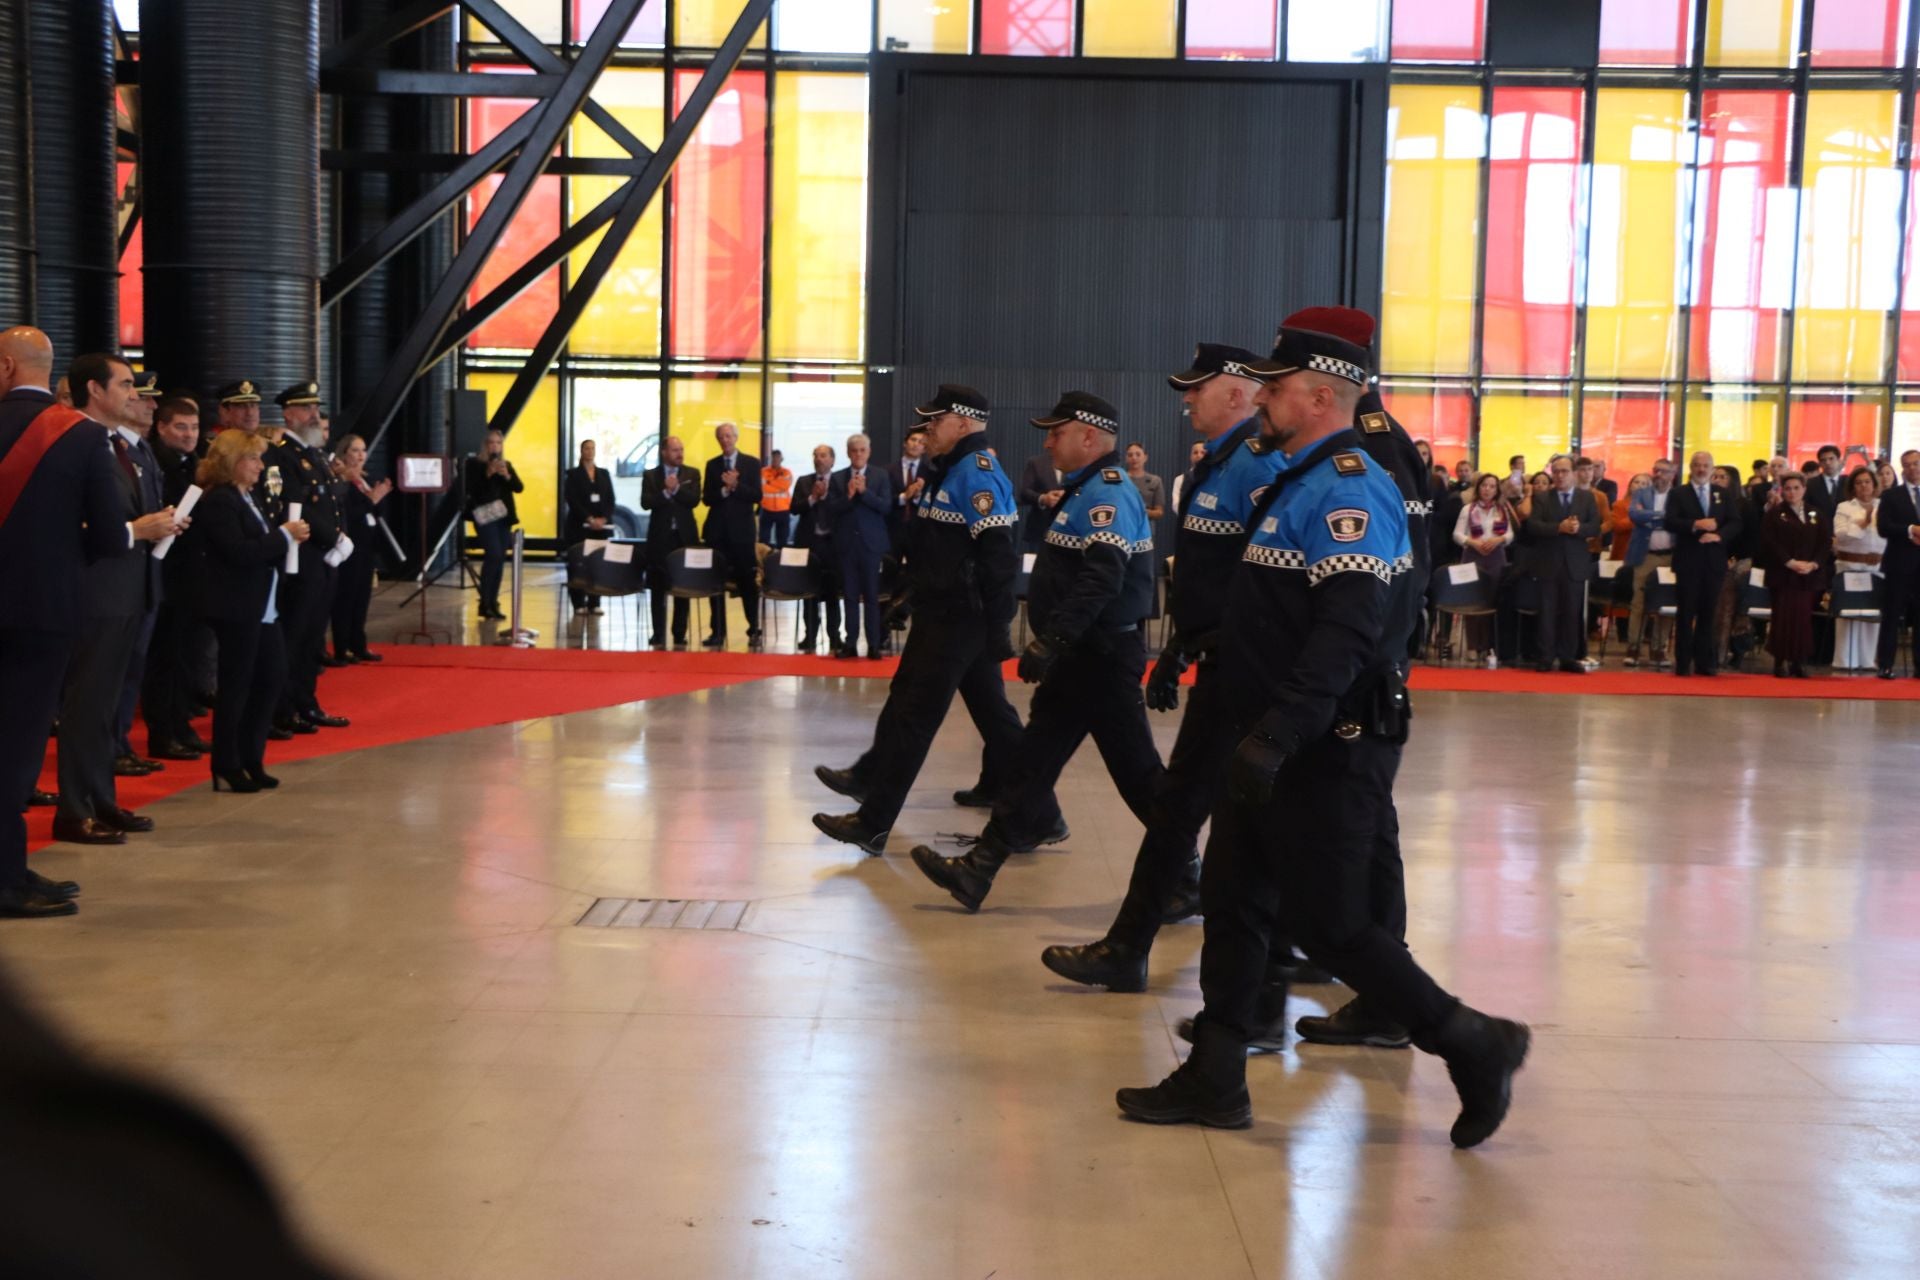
[
  {"x1": 708, "y1": 539, "x2": 759, "y2": 637},
  {"x1": 1674, "y1": 560, "x2": 1727, "y2": 674},
  {"x1": 802, "y1": 542, "x2": 842, "y2": 646},
  {"x1": 853, "y1": 615, "x2": 1025, "y2": 832},
  {"x1": 758, "y1": 510, "x2": 789, "y2": 548},
  {"x1": 991, "y1": 628, "x2": 1161, "y2": 848},
  {"x1": 0, "y1": 628, "x2": 72, "y2": 886},
  {"x1": 330, "y1": 549, "x2": 376, "y2": 656},
  {"x1": 114, "y1": 608, "x2": 158, "y2": 758},
  {"x1": 1533, "y1": 574, "x2": 1584, "y2": 665},
  {"x1": 278, "y1": 562, "x2": 336, "y2": 717},
  {"x1": 1877, "y1": 565, "x2": 1920, "y2": 670},
  {"x1": 647, "y1": 561, "x2": 691, "y2": 643},
  {"x1": 56, "y1": 613, "x2": 142, "y2": 824},
  {"x1": 1106, "y1": 657, "x2": 1231, "y2": 952},
  {"x1": 1197, "y1": 734, "x2": 1454, "y2": 1045},
  {"x1": 209, "y1": 619, "x2": 287, "y2": 775},
  {"x1": 474, "y1": 519, "x2": 511, "y2": 611},
  {"x1": 142, "y1": 601, "x2": 199, "y2": 750}
]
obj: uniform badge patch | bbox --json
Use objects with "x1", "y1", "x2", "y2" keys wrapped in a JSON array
[
  {"x1": 266, "y1": 465, "x2": 283, "y2": 496},
  {"x1": 1260, "y1": 517, "x2": 1278, "y2": 534},
  {"x1": 1360, "y1": 412, "x2": 1389, "y2": 434},
  {"x1": 976, "y1": 454, "x2": 993, "y2": 470},
  {"x1": 935, "y1": 490, "x2": 950, "y2": 504},
  {"x1": 972, "y1": 491, "x2": 995, "y2": 516},
  {"x1": 1332, "y1": 451, "x2": 1366, "y2": 476},
  {"x1": 1195, "y1": 491, "x2": 1218, "y2": 510},
  {"x1": 1327, "y1": 508, "x2": 1369, "y2": 542},
  {"x1": 1102, "y1": 468, "x2": 1122, "y2": 482},
  {"x1": 1088, "y1": 504, "x2": 1116, "y2": 528}
]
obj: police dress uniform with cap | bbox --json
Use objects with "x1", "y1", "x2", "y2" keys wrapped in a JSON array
[
  {"x1": 261, "y1": 383, "x2": 346, "y2": 730},
  {"x1": 810, "y1": 386, "x2": 1037, "y2": 855},
  {"x1": 1041, "y1": 346, "x2": 1288, "y2": 992},
  {"x1": 111, "y1": 372, "x2": 175, "y2": 769},
  {"x1": 1118, "y1": 311, "x2": 1530, "y2": 1150},
  {"x1": 910, "y1": 392, "x2": 1164, "y2": 913}
]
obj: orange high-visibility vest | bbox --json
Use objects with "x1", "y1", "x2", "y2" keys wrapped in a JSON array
[{"x1": 761, "y1": 465, "x2": 793, "y2": 512}]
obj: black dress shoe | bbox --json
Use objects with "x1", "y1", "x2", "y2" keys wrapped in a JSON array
[
  {"x1": 27, "y1": 789, "x2": 58, "y2": 808},
  {"x1": 813, "y1": 765, "x2": 869, "y2": 803},
  {"x1": 148, "y1": 742, "x2": 202, "y2": 762},
  {"x1": 267, "y1": 725, "x2": 294, "y2": 741},
  {"x1": 1879, "y1": 666, "x2": 1896, "y2": 679},
  {"x1": 277, "y1": 718, "x2": 318, "y2": 736},
  {"x1": 1556, "y1": 661, "x2": 1585, "y2": 674},
  {"x1": 50, "y1": 817, "x2": 125, "y2": 846},
  {"x1": 810, "y1": 812, "x2": 890, "y2": 856},
  {"x1": 319, "y1": 655, "x2": 352, "y2": 668},
  {"x1": 1040, "y1": 939, "x2": 1148, "y2": 992},
  {"x1": 246, "y1": 769, "x2": 281, "y2": 790},
  {"x1": 26, "y1": 870, "x2": 80, "y2": 900},
  {"x1": 303, "y1": 712, "x2": 350, "y2": 729},
  {"x1": 702, "y1": 634, "x2": 725, "y2": 649},
  {"x1": 1429, "y1": 1004, "x2": 1532, "y2": 1149},
  {"x1": 0, "y1": 882, "x2": 78, "y2": 918},
  {"x1": 353, "y1": 650, "x2": 384, "y2": 662},
  {"x1": 101, "y1": 807, "x2": 154, "y2": 834},
  {"x1": 183, "y1": 730, "x2": 213, "y2": 752},
  {"x1": 951, "y1": 785, "x2": 995, "y2": 809},
  {"x1": 834, "y1": 646, "x2": 859, "y2": 660},
  {"x1": 1534, "y1": 662, "x2": 1555, "y2": 673},
  {"x1": 211, "y1": 770, "x2": 261, "y2": 794},
  {"x1": 1295, "y1": 997, "x2": 1411, "y2": 1049},
  {"x1": 112, "y1": 754, "x2": 160, "y2": 777}
]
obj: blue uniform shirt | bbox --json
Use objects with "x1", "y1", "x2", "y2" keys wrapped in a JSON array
[
  {"x1": 1171, "y1": 418, "x2": 1288, "y2": 642},
  {"x1": 1029, "y1": 452, "x2": 1156, "y2": 640},
  {"x1": 921, "y1": 446, "x2": 1018, "y2": 539},
  {"x1": 904, "y1": 432, "x2": 1021, "y2": 623}
]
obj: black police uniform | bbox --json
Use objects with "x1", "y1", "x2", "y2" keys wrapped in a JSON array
[
  {"x1": 1039, "y1": 346, "x2": 1287, "y2": 991},
  {"x1": 258, "y1": 383, "x2": 344, "y2": 727},
  {"x1": 809, "y1": 387, "x2": 1031, "y2": 854},
  {"x1": 911, "y1": 392, "x2": 1162, "y2": 913}
]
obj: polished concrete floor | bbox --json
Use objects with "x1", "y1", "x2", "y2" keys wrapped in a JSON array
[{"x1": 8, "y1": 672, "x2": 1920, "y2": 1279}]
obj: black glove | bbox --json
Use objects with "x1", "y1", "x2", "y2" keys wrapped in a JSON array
[
  {"x1": 1227, "y1": 720, "x2": 1296, "y2": 808},
  {"x1": 1144, "y1": 647, "x2": 1189, "y2": 712},
  {"x1": 990, "y1": 624, "x2": 1017, "y2": 662},
  {"x1": 1017, "y1": 635, "x2": 1058, "y2": 684},
  {"x1": 884, "y1": 597, "x2": 912, "y2": 631}
]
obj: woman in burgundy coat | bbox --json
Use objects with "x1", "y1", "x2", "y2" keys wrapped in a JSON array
[{"x1": 1761, "y1": 472, "x2": 1832, "y2": 678}]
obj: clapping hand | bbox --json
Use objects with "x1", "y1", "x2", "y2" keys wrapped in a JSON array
[
  {"x1": 664, "y1": 468, "x2": 680, "y2": 493},
  {"x1": 370, "y1": 478, "x2": 393, "y2": 503}
]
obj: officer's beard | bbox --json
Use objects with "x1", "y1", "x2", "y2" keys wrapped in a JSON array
[{"x1": 1256, "y1": 403, "x2": 1295, "y2": 452}]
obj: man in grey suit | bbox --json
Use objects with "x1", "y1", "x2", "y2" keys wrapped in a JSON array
[
  {"x1": 54, "y1": 354, "x2": 160, "y2": 845},
  {"x1": 1525, "y1": 456, "x2": 1600, "y2": 673}
]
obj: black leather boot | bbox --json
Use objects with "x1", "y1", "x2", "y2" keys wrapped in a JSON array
[
  {"x1": 1418, "y1": 1002, "x2": 1531, "y2": 1148},
  {"x1": 1295, "y1": 996, "x2": 1411, "y2": 1049},
  {"x1": 909, "y1": 831, "x2": 1013, "y2": 912},
  {"x1": 813, "y1": 764, "x2": 869, "y2": 803},
  {"x1": 1178, "y1": 970, "x2": 1289, "y2": 1054},
  {"x1": 1116, "y1": 1019, "x2": 1252, "y2": 1129},
  {"x1": 810, "y1": 812, "x2": 890, "y2": 856},
  {"x1": 1040, "y1": 938, "x2": 1148, "y2": 992}
]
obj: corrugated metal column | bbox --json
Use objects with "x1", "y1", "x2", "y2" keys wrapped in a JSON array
[
  {"x1": 0, "y1": 0, "x2": 32, "y2": 326},
  {"x1": 26, "y1": 0, "x2": 117, "y2": 363},
  {"x1": 140, "y1": 0, "x2": 319, "y2": 408}
]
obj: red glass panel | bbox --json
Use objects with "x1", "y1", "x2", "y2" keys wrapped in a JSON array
[
  {"x1": 1787, "y1": 393, "x2": 1886, "y2": 466},
  {"x1": 1483, "y1": 87, "x2": 1583, "y2": 377},
  {"x1": 671, "y1": 68, "x2": 766, "y2": 360},
  {"x1": 1809, "y1": 0, "x2": 1905, "y2": 68},
  {"x1": 1581, "y1": 394, "x2": 1675, "y2": 477},
  {"x1": 980, "y1": 0, "x2": 1073, "y2": 57},
  {"x1": 1390, "y1": 0, "x2": 1484, "y2": 61},
  {"x1": 572, "y1": 0, "x2": 665, "y2": 43},
  {"x1": 1185, "y1": 0, "x2": 1276, "y2": 60},
  {"x1": 116, "y1": 161, "x2": 141, "y2": 350},
  {"x1": 1381, "y1": 386, "x2": 1473, "y2": 462},
  {"x1": 1598, "y1": 0, "x2": 1692, "y2": 65},
  {"x1": 466, "y1": 82, "x2": 562, "y2": 349},
  {"x1": 1688, "y1": 91, "x2": 1795, "y2": 383}
]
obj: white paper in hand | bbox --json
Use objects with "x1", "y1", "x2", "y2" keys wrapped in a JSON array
[
  {"x1": 604, "y1": 542, "x2": 634, "y2": 564},
  {"x1": 684, "y1": 548, "x2": 714, "y2": 569},
  {"x1": 284, "y1": 502, "x2": 302, "y2": 575},
  {"x1": 151, "y1": 483, "x2": 202, "y2": 561},
  {"x1": 779, "y1": 546, "x2": 809, "y2": 567},
  {"x1": 1447, "y1": 562, "x2": 1478, "y2": 585}
]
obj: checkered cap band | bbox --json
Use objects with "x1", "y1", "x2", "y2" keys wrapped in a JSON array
[{"x1": 1307, "y1": 353, "x2": 1367, "y2": 385}]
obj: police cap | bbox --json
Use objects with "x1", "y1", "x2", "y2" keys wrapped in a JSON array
[
  {"x1": 913, "y1": 383, "x2": 990, "y2": 423},
  {"x1": 131, "y1": 371, "x2": 162, "y2": 398},
  {"x1": 1167, "y1": 342, "x2": 1265, "y2": 390},
  {"x1": 1031, "y1": 390, "x2": 1119, "y2": 433},
  {"x1": 275, "y1": 381, "x2": 322, "y2": 408},
  {"x1": 1243, "y1": 306, "x2": 1375, "y2": 387},
  {"x1": 218, "y1": 379, "x2": 261, "y2": 405}
]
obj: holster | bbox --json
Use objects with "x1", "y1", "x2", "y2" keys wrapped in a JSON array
[{"x1": 1334, "y1": 664, "x2": 1411, "y2": 746}]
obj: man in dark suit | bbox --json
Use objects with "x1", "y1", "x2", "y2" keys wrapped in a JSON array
[
  {"x1": 788, "y1": 443, "x2": 842, "y2": 653},
  {"x1": 1524, "y1": 456, "x2": 1601, "y2": 672},
  {"x1": 826, "y1": 432, "x2": 894, "y2": 659},
  {"x1": 700, "y1": 421, "x2": 762, "y2": 648},
  {"x1": 1804, "y1": 444, "x2": 1848, "y2": 666},
  {"x1": 1875, "y1": 449, "x2": 1920, "y2": 678},
  {"x1": 0, "y1": 330, "x2": 179, "y2": 914},
  {"x1": 110, "y1": 372, "x2": 171, "y2": 773},
  {"x1": 53, "y1": 354, "x2": 167, "y2": 846},
  {"x1": 1664, "y1": 450, "x2": 1744, "y2": 677},
  {"x1": 642, "y1": 434, "x2": 702, "y2": 649},
  {"x1": 262, "y1": 382, "x2": 347, "y2": 731},
  {"x1": 1016, "y1": 448, "x2": 1063, "y2": 547},
  {"x1": 889, "y1": 428, "x2": 928, "y2": 552},
  {"x1": 143, "y1": 396, "x2": 207, "y2": 760}
]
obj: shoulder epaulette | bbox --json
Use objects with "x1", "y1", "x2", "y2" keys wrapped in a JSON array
[
  {"x1": 976, "y1": 453, "x2": 993, "y2": 470},
  {"x1": 1332, "y1": 452, "x2": 1367, "y2": 476},
  {"x1": 1360, "y1": 412, "x2": 1389, "y2": 434},
  {"x1": 1101, "y1": 468, "x2": 1123, "y2": 482},
  {"x1": 1247, "y1": 436, "x2": 1270, "y2": 455}
]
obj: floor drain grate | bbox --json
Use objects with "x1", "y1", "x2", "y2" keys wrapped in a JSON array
[{"x1": 576, "y1": 898, "x2": 751, "y2": 930}]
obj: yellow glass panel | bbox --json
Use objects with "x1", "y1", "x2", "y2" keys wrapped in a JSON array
[
  {"x1": 672, "y1": 376, "x2": 765, "y2": 487},
  {"x1": 878, "y1": 0, "x2": 971, "y2": 52},
  {"x1": 467, "y1": 373, "x2": 560, "y2": 539},
  {"x1": 1793, "y1": 90, "x2": 1900, "y2": 384},
  {"x1": 1682, "y1": 390, "x2": 1781, "y2": 468},
  {"x1": 1585, "y1": 88, "x2": 1688, "y2": 380},
  {"x1": 1704, "y1": 0, "x2": 1796, "y2": 66},
  {"x1": 568, "y1": 69, "x2": 666, "y2": 357},
  {"x1": 1478, "y1": 393, "x2": 1572, "y2": 478},
  {"x1": 675, "y1": 0, "x2": 768, "y2": 47},
  {"x1": 771, "y1": 73, "x2": 868, "y2": 362},
  {"x1": 1381, "y1": 84, "x2": 1483, "y2": 376},
  {"x1": 466, "y1": 1, "x2": 562, "y2": 44},
  {"x1": 1083, "y1": 0, "x2": 1177, "y2": 57}
]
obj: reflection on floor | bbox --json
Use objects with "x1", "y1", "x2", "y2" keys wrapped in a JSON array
[{"x1": 6, "y1": 678, "x2": 1920, "y2": 1279}]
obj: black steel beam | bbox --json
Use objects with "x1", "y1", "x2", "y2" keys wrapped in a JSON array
[
  {"x1": 461, "y1": 0, "x2": 651, "y2": 160},
  {"x1": 481, "y1": 0, "x2": 777, "y2": 440},
  {"x1": 321, "y1": 69, "x2": 562, "y2": 96},
  {"x1": 320, "y1": 106, "x2": 535, "y2": 307},
  {"x1": 352, "y1": 0, "x2": 652, "y2": 454},
  {"x1": 118, "y1": 192, "x2": 140, "y2": 260},
  {"x1": 322, "y1": 0, "x2": 456, "y2": 73},
  {"x1": 325, "y1": 150, "x2": 649, "y2": 176},
  {"x1": 428, "y1": 178, "x2": 633, "y2": 363}
]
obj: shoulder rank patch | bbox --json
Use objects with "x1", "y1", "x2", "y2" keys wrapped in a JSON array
[
  {"x1": 1360, "y1": 412, "x2": 1389, "y2": 434},
  {"x1": 1332, "y1": 451, "x2": 1367, "y2": 476},
  {"x1": 971, "y1": 490, "x2": 995, "y2": 515},
  {"x1": 1102, "y1": 468, "x2": 1123, "y2": 482},
  {"x1": 1327, "y1": 508, "x2": 1369, "y2": 542},
  {"x1": 1088, "y1": 504, "x2": 1116, "y2": 528},
  {"x1": 976, "y1": 453, "x2": 993, "y2": 470},
  {"x1": 1247, "y1": 436, "x2": 1269, "y2": 455}
]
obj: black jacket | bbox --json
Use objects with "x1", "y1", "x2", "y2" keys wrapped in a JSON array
[
  {"x1": 563, "y1": 464, "x2": 617, "y2": 545},
  {"x1": 259, "y1": 434, "x2": 343, "y2": 570},
  {"x1": 1524, "y1": 487, "x2": 1601, "y2": 581},
  {"x1": 702, "y1": 451, "x2": 762, "y2": 546},
  {"x1": 0, "y1": 390, "x2": 131, "y2": 634},
  {"x1": 1877, "y1": 480, "x2": 1920, "y2": 583},
  {"x1": 186, "y1": 485, "x2": 288, "y2": 625},
  {"x1": 464, "y1": 455, "x2": 524, "y2": 526},
  {"x1": 1664, "y1": 481, "x2": 1744, "y2": 572},
  {"x1": 642, "y1": 464, "x2": 702, "y2": 559},
  {"x1": 789, "y1": 469, "x2": 837, "y2": 550},
  {"x1": 902, "y1": 433, "x2": 1018, "y2": 624}
]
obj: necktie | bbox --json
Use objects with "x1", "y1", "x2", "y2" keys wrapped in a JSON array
[
  {"x1": 1560, "y1": 490, "x2": 1570, "y2": 512},
  {"x1": 1698, "y1": 485, "x2": 1709, "y2": 510},
  {"x1": 110, "y1": 434, "x2": 137, "y2": 486}
]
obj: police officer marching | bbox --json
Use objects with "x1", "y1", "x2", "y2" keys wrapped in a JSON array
[
  {"x1": 911, "y1": 391, "x2": 1161, "y2": 912},
  {"x1": 1115, "y1": 307, "x2": 1529, "y2": 1149},
  {"x1": 259, "y1": 381, "x2": 349, "y2": 734},
  {"x1": 1037, "y1": 345, "x2": 1287, "y2": 993},
  {"x1": 810, "y1": 385, "x2": 1031, "y2": 855}
]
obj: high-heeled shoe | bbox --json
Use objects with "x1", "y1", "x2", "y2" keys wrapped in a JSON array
[
  {"x1": 246, "y1": 768, "x2": 280, "y2": 790},
  {"x1": 211, "y1": 770, "x2": 261, "y2": 794}
]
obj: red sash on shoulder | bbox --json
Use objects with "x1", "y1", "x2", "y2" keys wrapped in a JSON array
[{"x1": 0, "y1": 404, "x2": 89, "y2": 535}]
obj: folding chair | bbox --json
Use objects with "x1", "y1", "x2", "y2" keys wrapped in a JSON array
[
  {"x1": 758, "y1": 545, "x2": 820, "y2": 649},
  {"x1": 1426, "y1": 563, "x2": 1499, "y2": 664}
]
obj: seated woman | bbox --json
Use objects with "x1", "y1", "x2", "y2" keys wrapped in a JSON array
[
  {"x1": 1761, "y1": 472, "x2": 1831, "y2": 679},
  {"x1": 1832, "y1": 466, "x2": 1886, "y2": 671}
]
